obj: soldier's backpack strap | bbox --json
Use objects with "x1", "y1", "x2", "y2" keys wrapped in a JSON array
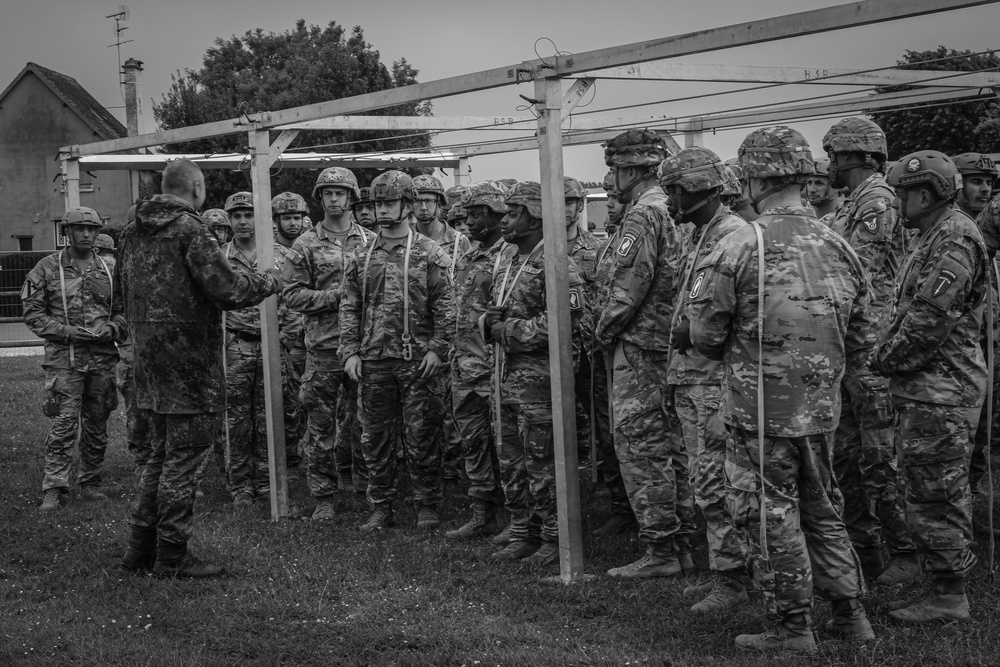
[
  {"x1": 451, "y1": 232, "x2": 461, "y2": 283},
  {"x1": 56, "y1": 250, "x2": 75, "y2": 367},
  {"x1": 749, "y1": 219, "x2": 771, "y2": 575},
  {"x1": 401, "y1": 228, "x2": 414, "y2": 361},
  {"x1": 360, "y1": 233, "x2": 380, "y2": 339},
  {"x1": 988, "y1": 258, "x2": 998, "y2": 583}
]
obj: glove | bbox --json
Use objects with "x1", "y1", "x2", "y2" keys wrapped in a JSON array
[
  {"x1": 482, "y1": 305, "x2": 505, "y2": 330},
  {"x1": 671, "y1": 319, "x2": 693, "y2": 355},
  {"x1": 93, "y1": 324, "x2": 115, "y2": 343},
  {"x1": 64, "y1": 325, "x2": 96, "y2": 343}
]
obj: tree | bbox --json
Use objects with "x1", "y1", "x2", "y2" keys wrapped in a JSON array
[
  {"x1": 152, "y1": 20, "x2": 433, "y2": 218},
  {"x1": 872, "y1": 47, "x2": 1000, "y2": 158}
]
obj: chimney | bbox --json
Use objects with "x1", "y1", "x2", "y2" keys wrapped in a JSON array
[{"x1": 123, "y1": 58, "x2": 144, "y2": 136}]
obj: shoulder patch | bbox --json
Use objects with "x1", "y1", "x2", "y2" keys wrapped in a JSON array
[
  {"x1": 689, "y1": 272, "x2": 706, "y2": 300},
  {"x1": 617, "y1": 227, "x2": 641, "y2": 259},
  {"x1": 568, "y1": 286, "x2": 583, "y2": 311}
]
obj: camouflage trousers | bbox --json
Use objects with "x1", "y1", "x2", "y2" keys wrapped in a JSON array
[
  {"x1": 452, "y1": 380, "x2": 500, "y2": 502},
  {"x1": 611, "y1": 341, "x2": 694, "y2": 550},
  {"x1": 439, "y1": 377, "x2": 464, "y2": 483},
  {"x1": 498, "y1": 402, "x2": 557, "y2": 544},
  {"x1": 282, "y1": 343, "x2": 306, "y2": 469},
  {"x1": 299, "y1": 350, "x2": 343, "y2": 499},
  {"x1": 971, "y1": 284, "x2": 1000, "y2": 491},
  {"x1": 892, "y1": 397, "x2": 979, "y2": 580},
  {"x1": 358, "y1": 359, "x2": 444, "y2": 509},
  {"x1": 41, "y1": 357, "x2": 118, "y2": 492},
  {"x1": 727, "y1": 427, "x2": 863, "y2": 620},
  {"x1": 116, "y1": 355, "x2": 152, "y2": 469},
  {"x1": 675, "y1": 384, "x2": 745, "y2": 573},
  {"x1": 130, "y1": 411, "x2": 217, "y2": 545},
  {"x1": 225, "y1": 338, "x2": 269, "y2": 497},
  {"x1": 583, "y1": 350, "x2": 631, "y2": 517},
  {"x1": 833, "y1": 373, "x2": 915, "y2": 556},
  {"x1": 335, "y1": 376, "x2": 367, "y2": 488}
]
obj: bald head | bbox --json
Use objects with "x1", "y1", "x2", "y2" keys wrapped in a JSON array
[{"x1": 161, "y1": 159, "x2": 206, "y2": 209}]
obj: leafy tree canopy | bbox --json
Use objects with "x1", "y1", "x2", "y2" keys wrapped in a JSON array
[
  {"x1": 152, "y1": 20, "x2": 433, "y2": 218},
  {"x1": 873, "y1": 46, "x2": 1000, "y2": 158}
]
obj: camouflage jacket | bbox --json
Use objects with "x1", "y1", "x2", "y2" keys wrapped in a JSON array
[
  {"x1": 22, "y1": 249, "x2": 125, "y2": 370},
  {"x1": 977, "y1": 192, "x2": 1000, "y2": 260},
  {"x1": 872, "y1": 208, "x2": 988, "y2": 407},
  {"x1": 592, "y1": 229, "x2": 621, "y2": 326},
  {"x1": 340, "y1": 228, "x2": 454, "y2": 362},
  {"x1": 118, "y1": 194, "x2": 278, "y2": 413},
  {"x1": 222, "y1": 241, "x2": 274, "y2": 335},
  {"x1": 595, "y1": 186, "x2": 684, "y2": 352},
  {"x1": 569, "y1": 227, "x2": 602, "y2": 294},
  {"x1": 424, "y1": 222, "x2": 471, "y2": 282},
  {"x1": 667, "y1": 206, "x2": 745, "y2": 385},
  {"x1": 490, "y1": 243, "x2": 590, "y2": 404},
  {"x1": 452, "y1": 236, "x2": 508, "y2": 389},
  {"x1": 687, "y1": 206, "x2": 873, "y2": 437},
  {"x1": 282, "y1": 222, "x2": 373, "y2": 354},
  {"x1": 274, "y1": 242, "x2": 304, "y2": 348},
  {"x1": 829, "y1": 173, "x2": 906, "y2": 333}
]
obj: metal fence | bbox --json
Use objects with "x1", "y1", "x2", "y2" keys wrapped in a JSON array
[{"x1": 0, "y1": 251, "x2": 49, "y2": 347}]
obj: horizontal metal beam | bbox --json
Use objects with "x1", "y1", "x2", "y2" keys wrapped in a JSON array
[
  {"x1": 276, "y1": 114, "x2": 685, "y2": 132},
  {"x1": 576, "y1": 62, "x2": 1000, "y2": 88},
  {"x1": 64, "y1": 0, "x2": 996, "y2": 158},
  {"x1": 77, "y1": 152, "x2": 461, "y2": 171},
  {"x1": 456, "y1": 128, "x2": 683, "y2": 158}
]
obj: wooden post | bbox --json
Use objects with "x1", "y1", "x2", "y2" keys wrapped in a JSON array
[
  {"x1": 684, "y1": 117, "x2": 704, "y2": 149},
  {"x1": 454, "y1": 158, "x2": 469, "y2": 186},
  {"x1": 535, "y1": 76, "x2": 589, "y2": 584},
  {"x1": 62, "y1": 157, "x2": 80, "y2": 211},
  {"x1": 249, "y1": 128, "x2": 289, "y2": 520}
]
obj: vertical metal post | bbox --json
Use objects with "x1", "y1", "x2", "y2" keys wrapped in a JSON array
[
  {"x1": 249, "y1": 128, "x2": 289, "y2": 520},
  {"x1": 684, "y1": 117, "x2": 705, "y2": 148},
  {"x1": 534, "y1": 76, "x2": 588, "y2": 583},
  {"x1": 63, "y1": 157, "x2": 80, "y2": 211},
  {"x1": 454, "y1": 157, "x2": 469, "y2": 186}
]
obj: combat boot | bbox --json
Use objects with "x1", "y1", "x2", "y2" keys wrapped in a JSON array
[
  {"x1": 311, "y1": 497, "x2": 336, "y2": 521},
  {"x1": 855, "y1": 546, "x2": 884, "y2": 580},
  {"x1": 39, "y1": 489, "x2": 62, "y2": 512},
  {"x1": 445, "y1": 501, "x2": 497, "y2": 539},
  {"x1": 119, "y1": 526, "x2": 157, "y2": 574},
  {"x1": 607, "y1": 545, "x2": 682, "y2": 579},
  {"x1": 828, "y1": 598, "x2": 876, "y2": 641},
  {"x1": 735, "y1": 613, "x2": 817, "y2": 654},
  {"x1": 417, "y1": 507, "x2": 441, "y2": 531},
  {"x1": 526, "y1": 541, "x2": 559, "y2": 567},
  {"x1": 678, "y1": 549, "x2": 695, "y2": 572},
  {"x1": 79, "y1": 486, "x2": 109, "y2": 502},
  {"x1": 492, "y1": 525, "x2": 512, "y2": 546},
  {"x1": 359, "y1": 507, "x2": 394, "y2": 532},
  {"x1": 592, "y1": 513, "x2": 637, "y2": 538},
  {"x1": 876, "y1": 554, "x2": 920, "y2": 586},
  {"x1": 489, "y1": 540, "x2": 540, "y2": 561},
  {"x1": 690, "y1": 572, "x2": 749, "y2": 614},
  {"x1": 152, "y1": 541, "x2": 224, "y2": 579},
  {"x1": 889, "y1": 578, "x2": 970, "y2": 623},
  {"x1": 683, "y1": 579, "x2": 716, "y2": 600},
  {"x1": 233, "y1": 491, "x2": 254, "y2": 509}
]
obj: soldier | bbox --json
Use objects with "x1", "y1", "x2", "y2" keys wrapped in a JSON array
[
  {"x1": 94, "y1": 233, "x2": 116, "y2": 261},
  {"x1": 445, "y1": 184, "x2": 471, "y2": 238},
  {"x1": 723, "y1": 159, "x2": 758, "y2": 222},
  {"x1": 595, "y1": 129, "x2": 694, "y2": 578},
  {"x1": 340, "y1": 170, "x2": 454, "y2": 532},
  {"x1": 118, "y1": 159, "x2": 281, "y2": 577},
  {"x1": 116, "y1": 204, "x2": 153, "y2": 471},
  {"x1": 659, "y1": 147, "x2": 748, "y2": 614},
  {"x1": 822, "y1": 117, "x2": 918, "y2": 585},
  {"x1": 445, "y1": 181, "x2": 508, "y2": 540},
  {"x1": 602, "y1": 170, "x2": 625, "y2": 237},
  {"x1": 219, "y1": 191, "x2": 274, "y2": 507},
  {"x1": 953, "y1": 152, "x2": 997, "y2": 220},
  {"x1": 804, "y1": 157, "x2": 838, "y2": 220},
  {"x1": 203, "y1": 208, "x2": 232, "y2": 244},
  {"x1": 272, "y1": 192, "x2": 309, "y2": 477},
  {"x1": 283, "y1": 167, "x2": 373, "y2": 520},
  {"x1": 23, "y1": 206, "x2": 124, "y2": 510},
  {"x1": 351, "y1": 186, "x2": 379, "y2": 232},
  {"x1": 688, "y1": 126, "x2": 874, "y2": 652},
  {"x1": 484, "y1": 181, "x2": 589, "y2": 565},
  {"x1": 872, "y1": 152, "x2": 988, "y2": 624}
]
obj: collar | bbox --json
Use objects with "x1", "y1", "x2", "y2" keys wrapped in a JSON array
[{"x1": 316, "y1": 221, "x2": 366, "y2": 243}]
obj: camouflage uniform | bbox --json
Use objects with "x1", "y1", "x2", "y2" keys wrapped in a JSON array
[
  {"x1": 452, "y1": 235, "x2": 506, "y2": 502},
  {"x1": 687, "y1": 204, "x2": 872, "y2": 621},
  {"x1": 118, "y1": 193, "x2": 278, "y2": 547},
  {"x1": 116, "y1": 337, "x2": 152, "y2": 468},
  {"x1": 491, "y1": 243, "x2": 590, "y2": 545},
  {"x1": 275, "y1": 241, "x2": 305, "y2": 471},
  {"x1": 283, "y1": 221, "x2": 374, "y2": 499},
  {"x1": 972, "y1": 192, "x2": 1000, "y2": 491},
  {"x1": 827, "y1": 167, "x2": 915, "y2": 564},
  {"x1": 871, "y1": 206, "x2": 988, "y2": 581},
  {"x1": 222, "y1": 242, "x2": 272, "y2": 498},
  {"x1": 339, "y1": 230, "x2": 454, "y2": 512},
  {"x1": 668, "y1": 204, "x2": 746, "y2": 574},
  {"x1": 594, "y1": 185, "x2": 694, "y2": 557},
  {"x1": 22, "y1": 248, "x2": 124, "y2": 493}
]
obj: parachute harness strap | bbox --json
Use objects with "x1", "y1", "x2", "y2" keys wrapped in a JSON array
[
  {"x1": 361, "y1": 229, "x2": 415, "y2": 361},
  {"x1": 988, "y1": 257, "x2": 998, "y2": 582},
  {"x1": 57, "y1": 250, "x2": 75, "y2": 368},
  {"x1": 750, "y1": 219, "x2": 770, "y2": 572}
]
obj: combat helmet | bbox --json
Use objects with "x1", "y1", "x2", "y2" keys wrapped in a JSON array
[
  {"x1": 657, "y1": 146, "x2": 728, "y2": 193},
  {"x1": 224, "y1": 191, "x2": 254, "y2": 213},
  {"x1": 888, "y1": 151, "x2": 962, "y2": 201},
  {"x1": 445, "y1": 185, "x2": 469, "y2": 209},
  {"x1": 354, "y1": 186, "x2": 373, "y2": 209},
  {"x1": 822, "y1": 117, "x2": 887, "y2": 158},
  {"x1": 505, "y1": 181, "x2": 543, "y2": 219},
  {"x1": 604, "y1": 129, "x2": 672, "y2": 168},
  {"x1": 61, "y1": 206, "x2": 103, "y2": 231},
  {"x1": 952, "y1": 152, "x2": 998, "y2": 179},
  {"x1": 564, "y1": 177, "x2": 587, "y2": 200},
  {"x1": 94, "y1": 234, "x2": 115, "y2": 251},
  {"x1": 461, "y1": 180, "x2": 509, "y2": 214},
  {"x1": 601, "y1": 170, "x2": 618, "y2": 196},
  {"x1": 272, "y1": 192, "x2": 308, "y2": 217},
  {"x1": 813, "y1": 158, "x2": 831, "y2": 177},
  {"x1": 312, "y1": 167, "x2": 360, "y2": 202},
  {"x1": 720, "y1": 165, "x2": 742, "y2": 198},
  {"x1": 412, "y1": 174, "x2": 448, "y2": 206},
  {"x1": 371, "y1": 170, "x2": 418, "y2": 202},
  {"x1": 738, "y1": 126, "x2": 815, "y2": 181},
  {"x1": 203, "y1": 208, "x2": 229, "y2": 227}
]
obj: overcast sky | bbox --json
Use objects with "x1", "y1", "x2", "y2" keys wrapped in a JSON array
[{"x1": 2, "y1": 0, "x2": 998, "y2": 185}]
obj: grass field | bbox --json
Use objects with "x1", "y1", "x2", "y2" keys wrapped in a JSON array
[{"x1": 2, "y1": 354, "x2": 1000, "y2": 666}]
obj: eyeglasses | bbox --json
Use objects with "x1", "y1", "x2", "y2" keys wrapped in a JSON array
[{"x1": 416, "y1": 198, "x2": 438, "y2": 208}]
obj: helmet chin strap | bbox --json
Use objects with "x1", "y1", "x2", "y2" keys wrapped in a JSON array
[
  {"x1": 615, "y1": 168, "x2": 649, "y2": 202},
  {"x1": 748, "y1": 179, "x2": 787, "y2": 215},
  {"x1": 675, "y1": 191, "x2": 717, "y2": 221}
]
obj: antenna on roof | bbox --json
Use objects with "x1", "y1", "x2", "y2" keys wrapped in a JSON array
[{"x1": 106, "y1": 6, "x2": 133, "y2": 89}]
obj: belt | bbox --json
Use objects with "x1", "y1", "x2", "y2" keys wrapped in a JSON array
[{"x1": 232, "y1": 329, "x2": 262, "y2": 342}]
